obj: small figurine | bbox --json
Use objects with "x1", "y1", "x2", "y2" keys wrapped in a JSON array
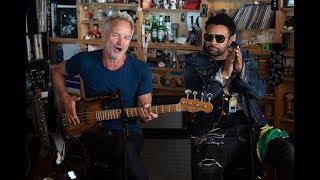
[
  {"x1": 85, "y1": 34, "x2": 91, "y2": 40},
  {"x1": 163, "y1": 0, "x2": 170, "y2": 9},
  {"x1": 170, "y1": 0, "x2": 177, "y2": 10},
  {"x1": 178, "y1": 0, "x2": 184, "y2": 10},
  {"x1": 87, "y1": 24, "x2": 102, "y2": 39},
  {"x1": 153, "y1": 0, "x2": 160, "y2": 8},
  {"x1": 284, "y1": 92, "x2": 294, "y2": 117},
  {"x1": 158, "y1": 61, "x2": 166, "y2": 68}
]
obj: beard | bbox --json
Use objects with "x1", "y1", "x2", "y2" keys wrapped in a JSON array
[
  {"x1": 104, "y1": 46, "x2": 123, "y2": 61},
  {"x1": 208, "y1": 46, "x2": 224, "y2": 57},
  {"x1": 210, "y1": 49, "x2": 224, "y2": 57},
  {"x1": 206, "y1": 44, "x2": 228, "y2": 59}
]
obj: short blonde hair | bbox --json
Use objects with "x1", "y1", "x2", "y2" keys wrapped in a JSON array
[{"x1": 103, "y1": 11, "x2": 135, "y2": 34}]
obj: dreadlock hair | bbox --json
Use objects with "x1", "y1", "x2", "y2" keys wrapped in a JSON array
[{"x1": 205, "y1": 13, "x2": 236, "y2": 36}]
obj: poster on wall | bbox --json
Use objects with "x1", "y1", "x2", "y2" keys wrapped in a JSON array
[{"x1": 55, "y1": 4, "x2": 78, "y2": 38}]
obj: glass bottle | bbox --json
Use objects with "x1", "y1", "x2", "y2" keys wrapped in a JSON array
[
  {"x1": 151, "y1": 15, "x2": 158, "y2": 42},
  {"x1": 144, "y1": 14, "x2": 151, "y2": 35},
  {"x1": 157, "y1": 15, "x2": 165, "y2": 43}
]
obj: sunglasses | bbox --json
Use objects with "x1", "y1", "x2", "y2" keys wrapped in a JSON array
[{"x1": 204, "y1": 33, "x2": 227, "y2": 43}]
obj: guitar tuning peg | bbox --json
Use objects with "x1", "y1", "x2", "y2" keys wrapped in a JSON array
[
  {"x1": 185, "y1": 89, "x2": 192, "y2": 99},
  {"x1": 201, "y1": 92, "x2": 204, "y2": 101},
  {"x1": 193, "y1": 91, "x2": 198, "y2": 100},
  {"x1": 206, "y1": 93, "x2": 213, "y2": 102}
]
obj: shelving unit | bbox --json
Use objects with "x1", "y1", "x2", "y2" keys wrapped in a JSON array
[
  {"x1": 76, "y1": 1, "x2": 141, "y2": 51},
  {"x1": 142, "y1": 0, "x2": 208, "y2": 94},
  {"x1": 274, "y1": 0, "x2": 294, "y2": 133},
  {"x1": 73, "y1": 0, "x2": 208, "y2": 95},
  {"x1": 69, "y1": 0, "x2": 294, "y2": 132}
]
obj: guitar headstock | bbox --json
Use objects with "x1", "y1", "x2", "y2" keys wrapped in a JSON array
[{"x1": 179, "y1": 98, "x2": 213, "y2": 113}]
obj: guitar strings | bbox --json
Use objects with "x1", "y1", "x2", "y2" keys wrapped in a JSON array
[{"x1": 61, "y1": 105, "x2": 180, "y2": 122}]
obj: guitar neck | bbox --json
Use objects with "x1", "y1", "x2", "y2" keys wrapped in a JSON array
[
  {"x1": 96, "y1": 103, "x2": 181, "y2": 121},
  {"x1": 34, "y1": 89, "x2": 50, "y2": 148}
]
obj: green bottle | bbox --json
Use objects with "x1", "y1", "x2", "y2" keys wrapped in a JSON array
[
  {"x1": 157, "y1": 15, "x2": 165, "y2": 43},
  {"x1": 151, "y1": 15, "x2": 158, "y2": 42}
]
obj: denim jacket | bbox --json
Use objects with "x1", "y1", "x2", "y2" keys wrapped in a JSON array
[{"x1": 183, "y1": 49, "x2": 268, "y2": 131}]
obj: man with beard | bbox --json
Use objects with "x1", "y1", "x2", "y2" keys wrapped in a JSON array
[
  {"x1": 52, "y1": 11, "x2": 157, "y2": 180},
  {"x1": 183, "y1": 13, "x2": 293, "y2": 180}
]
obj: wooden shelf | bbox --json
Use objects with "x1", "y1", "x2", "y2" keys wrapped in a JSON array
[
  {"x1": 79, "y1": 39, "x2": 104, "y2": 45},
  {"x1": 283, "y1": 77, "x2": 294, "y2": 82},
  {"x1": 262, "y1": 95, "x2": 275, "y2": 100},
  {"x1": 241, "y1": 28, "x2": 275, "y2": 32},
  {"x1": 281, "y1": 29, "x2": 294, "y2": 34},
  {"x1": 281, "y1": 117, "x2": 294, "y2": 123},
  {"x1": 281, "y1": 7, "x2": 294, "y2": 16},
  {"x1": 80, "y1": 2, "x2": 137, "y2": 8},
  {"x1": 283, "y1": 49, "x2": 294, "y2": 58},
  {"x1": 148, "y1": 43, "x2": 202, "y2": 51},
  {"x1": 81, "y1": 20, "x2": 137, "y2": 30},
  {"x1": 142, "y1": 8, "x2": 200, "y2": 13},
  {"x1": 81, "y1": 20, "x2": 105, "y2": 25},
  {"x1": 151, "y1": 67, "x2": 183, "y2": 72},
  {"x1": 78, "y1": 39, "x2": 139, "y2": 47},
  {"x1": 245, "y1": 47, "x2": 272, "y2": 55},
  {"x1": 153, "y1": 84, "x2": 185, "y2": 91},
  {"x1": 49, "y1": 37, "x2": 78, "y2": 43}
]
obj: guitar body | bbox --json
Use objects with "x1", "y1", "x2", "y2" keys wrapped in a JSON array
[
  {"x1": 61, "y1": 93, "x2": 119, "y2": 136},
  {"x1": 61, "y1": 93, "x2": 213, "y2": 136},
  {"x1": 28, "y1": 143, "x2": 59, "y2": 180}
]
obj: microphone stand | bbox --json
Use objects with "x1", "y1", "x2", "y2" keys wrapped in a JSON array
[{"x1": 117, "y1": 89, "x2": 128, "y2": 180}]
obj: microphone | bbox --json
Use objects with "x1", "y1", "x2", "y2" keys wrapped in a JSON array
[
  {"x1": 229, "y1": 41, "x2": 240, "y2": 74},
  {"x1": 229, "y1": 41, "x2": 238, "y2": 49}
]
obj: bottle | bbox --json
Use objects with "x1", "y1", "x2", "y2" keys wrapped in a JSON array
[
  {"x1": 171, "y1": 53, "x2": 177, "y2": 68},
  {"x1": 190, "y1": 25, "x2": 196, "y2": 45},
  {"x1": 96, "y1": 5, "x2": 103, "y2": 20},
  {"x1": 165, "y1": 15, "x2": 174, "y2": 43},
  {"x1": 151, "y1": 15, "x2": 158, "y2": 42},
  {"x1": 144, "y1": 14, "x2": 151, "y2": 35},
  {"x1": 157, "y1": 15, "x2": 165, "y2": 43}
]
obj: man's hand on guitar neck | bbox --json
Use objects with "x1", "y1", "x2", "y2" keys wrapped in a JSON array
[
  {"x1": 61, "y1": 94, "x2": 81, "y2": 124},
  {"x1": 139, "y1": 104, "x2": 158, "y2": 123}
]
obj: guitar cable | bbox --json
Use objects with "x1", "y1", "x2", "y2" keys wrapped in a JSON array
[{"x1": 24, "y1": 134, "x2": 39, "y2": 176}]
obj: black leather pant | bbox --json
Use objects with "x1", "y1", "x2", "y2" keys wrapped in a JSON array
[{"x1": 195, "y1": 123, "x2": 294, "y2": 180}]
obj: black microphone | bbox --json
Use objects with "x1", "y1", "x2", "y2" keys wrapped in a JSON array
[
  {"x1": 229, "y1": 41, "x2": 238, "y2": 49},
  {"x1": 229, "y1": 41, "x2": 240, "y2": 74}
]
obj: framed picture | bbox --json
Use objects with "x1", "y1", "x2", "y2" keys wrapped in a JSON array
[
  {"x1": 55, "y1": 4, "x2": 78, "y2": 38},
  {"x1": 284, "y1": 0, "x2": 294, "y2": 8}
]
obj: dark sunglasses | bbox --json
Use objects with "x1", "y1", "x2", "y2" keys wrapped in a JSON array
[{"x1": 204, "y1": 33, "x2": 227, "y2": 43}]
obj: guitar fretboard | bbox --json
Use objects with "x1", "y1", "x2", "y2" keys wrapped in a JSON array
[
  {"x1": 35, "y1": 89, "x2": 50, "y2": 148},
  {"x1": 96, "y1": 104, "x2": 181, "y2": 121}
]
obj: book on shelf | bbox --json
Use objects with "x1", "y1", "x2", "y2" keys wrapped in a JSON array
[
  {"x1": 26, "y1": 33, "x2": 45, "y2": 61},
  {"x1": 232, "y1": 3, "x2": 275, "y2": 30},
  {"x1": 26, "y1": 35, "x2": 32, "y2": 61}
]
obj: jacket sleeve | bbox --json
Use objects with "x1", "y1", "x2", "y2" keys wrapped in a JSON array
[
  {"x1": 238, "y1": 57, "x2": 267, "y2": 99},
  {"x1": 202, "y1": 71, "x2": 224, "y2": 102}
]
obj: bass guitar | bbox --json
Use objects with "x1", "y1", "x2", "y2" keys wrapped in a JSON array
[{"x1": 60, "y1": 94, "x2": 213, "y2": 136}]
